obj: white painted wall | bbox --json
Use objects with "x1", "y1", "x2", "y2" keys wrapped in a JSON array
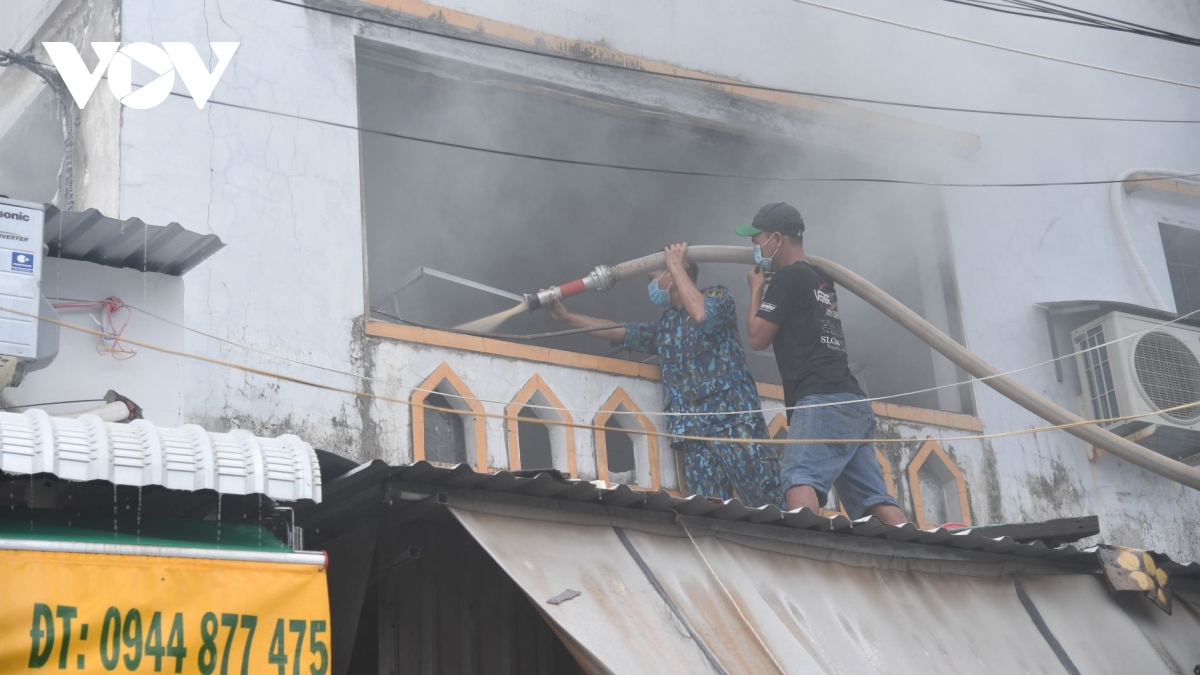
[
  {"x1": 50, "y1": 0, "x2": 1200, "y2": 558},
  {"x1": 0, "y1": 0, "x2": 64, "y2": 52},
  {"x1": 7, "y1": 257, "x2": 185, "y2": 425},
  {"x1": 367, "y1": 339, "x2": 675, "y2": 480},
  {"x1": 116, "y1": 0, "x2": 366, "y2": 450}
]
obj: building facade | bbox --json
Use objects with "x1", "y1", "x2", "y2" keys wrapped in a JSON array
[{"x1": 2, "y1": 0, "x2": 1199, "y2": 558}]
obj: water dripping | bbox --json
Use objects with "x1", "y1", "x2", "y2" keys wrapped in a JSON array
[
  {"x1": 113, "y1": 483, "x2": 119, "y2": 537},
  {"x1": 257, "y1": 495, "x2": 262, "y2": 548},
  {"x1": 216, "y1": 493, "x2": 222, "y2": 546},
  {"x1": 136, "y1": 486, "x2": 142, "y2": 542},
  {"x1": 141, "y1": 224, "x2": 148, "y2": 311}
]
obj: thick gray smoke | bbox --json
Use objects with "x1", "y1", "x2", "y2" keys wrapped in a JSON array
[{"x1": 358, "y1": 42, "x2": 971, "y2": 413}]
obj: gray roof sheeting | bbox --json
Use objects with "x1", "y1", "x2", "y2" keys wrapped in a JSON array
[
  {"x1": 43, "y1": 206, "x2": 224, "y2": 276},
  {"x1": 314, "y1": 460, "x2": 1200, "y2": 582}
]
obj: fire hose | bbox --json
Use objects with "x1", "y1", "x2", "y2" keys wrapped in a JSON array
[{"x1": 524, "y1": 245, "x2": 1200, "y2": 492}]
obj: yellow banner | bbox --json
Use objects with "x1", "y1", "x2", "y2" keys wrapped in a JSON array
[{"x1": 0, "y1": 550, "x2": 330, "y2": 674}]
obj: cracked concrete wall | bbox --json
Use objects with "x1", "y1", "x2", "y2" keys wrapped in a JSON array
[
  {"x1": 105, "y1": 0, "x2": 1200, "y2": 558},
  {"x1": 117, "y1": 0, "x2": 366, "y2": 451}
]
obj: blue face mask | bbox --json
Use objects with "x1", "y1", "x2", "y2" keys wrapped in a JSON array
[
  {"x1": 754, "y1": 233, "x2": 780, "y2": 273},
  {"x1": 648, "y1": 276, "x2": 674, "y2": 307}
]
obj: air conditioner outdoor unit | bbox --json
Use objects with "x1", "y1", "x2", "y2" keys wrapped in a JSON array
[
  {"x1": 1072, "y1": 311, "x2": 1200, "y2": 459},
  {"x1": 0, "y1": 196, "x2": 57, "y2": 386}
]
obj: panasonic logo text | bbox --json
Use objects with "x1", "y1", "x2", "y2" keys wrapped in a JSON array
[
  {"x1": 43, "y1": 42, "x2": 239, "y2": 110},
  {"x1": 0, "y1": 212, "x2": 31, "y2": 223}
]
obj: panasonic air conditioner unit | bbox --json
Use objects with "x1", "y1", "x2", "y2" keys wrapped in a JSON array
[{"x1": 1072, "y1": 311, "x2": 1200, "y2": 459}]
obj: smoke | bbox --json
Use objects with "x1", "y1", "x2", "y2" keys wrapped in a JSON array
[
  {"x1": 0, "y1": 88, "x2": 64, "y2": 205},
  {"x1": 357, "y1": 40, "x2": 970, "y2": 413}
]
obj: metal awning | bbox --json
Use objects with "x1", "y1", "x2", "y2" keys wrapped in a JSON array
[
  {"x1": 43, "y1": 206, "x2": 225, "y2": 276},
  {"x1": 0, "y1": 410, "x2": 321, "y2": 502},
  {"x1": 451, "y1": 499, "x2": 1200, "y2": 672},
  {"x1": 301, "y1": 461, "x2": 1200, "y2": 673},
  {"x1": 1038, "y1": 300, "x2": 1200, "y2": 329},
  {"x1": 451, "y1": 501, "x2": 1200, "y2": 673},
  {"x1": 305, "y1": 461, "x2": 1200, "y2": 581}
]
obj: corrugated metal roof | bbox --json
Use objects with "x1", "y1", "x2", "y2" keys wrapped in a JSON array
[
  {"x1": 315, "y1": 460, "x2": 1200, "y2": 581},
  {"x1": 0, "y1": 410, "x2": 321, "y2": 502},
  {"x1": 43, "y1": 206, "x2": 224, "y2": 276}
]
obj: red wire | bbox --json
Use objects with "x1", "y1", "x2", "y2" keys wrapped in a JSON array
[{"x1": 57, "y1": 297, "x2": 136, "y2": 360}]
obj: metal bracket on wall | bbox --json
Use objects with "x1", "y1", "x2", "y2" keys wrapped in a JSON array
[
  {"x1": 1039, "y1": 303, "x2": 1101, "y2": 383},
  {"x1": 379, "y1": 487, "x2": 450, "y2": 535},
  {"x1": 372, "y1": 546, "x2": 421, "y2": 582}
]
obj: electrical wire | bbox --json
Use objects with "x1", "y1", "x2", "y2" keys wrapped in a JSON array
[
  {"x1": 7, "y1": 302, "x2": 1200, "y2": 445},
  {"x1": 39, "y1": 296, "x2": 1200, "y2": 429},
  {"x1": 374, "y1": 303, "x2": 1200, "y2": 418},
  {"x1": 1, "y1": 399, "x2": 106, "y2": 411},
  {"x1": 166, "y1": 89, "x2": 1200, "y2": 188},
  {"x1": 263, "y1": 0, "x2": 1200, "y2": 124},
  {"x1": 10, "y1": 4, "x2": 1200, "y2": 124},
  {"x1": 940, "y1": 0, "x2": 1200, "y2": 48},
  {"x1": 0, "y1": 51, "x2": 60, "y2": 85},
  {"x1": 53, "y1": 297, "x2": 137, "y2": 360},
  {"x1": 78, "y1": 293, "x2": 1200, "y2": 420},
  {"x1": 782, "y1": 0, "x2": 1200, "y2": 90},
  {"x1": 14, "y1": 36, "x2": 1200, "y2": 179}
]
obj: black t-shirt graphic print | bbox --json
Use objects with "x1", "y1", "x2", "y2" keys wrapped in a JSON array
[{"x1": 756, "y1": 261, "x2": 864, "y2": 410}]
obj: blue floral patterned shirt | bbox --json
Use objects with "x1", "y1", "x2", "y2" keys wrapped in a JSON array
[{"x1": 620, "y1": 285, "x2": 768, "y2": 442}]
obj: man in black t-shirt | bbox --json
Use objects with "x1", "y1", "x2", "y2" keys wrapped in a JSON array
[{"x1": 737, "y1": 202, "x2": 906, "y2": 525}]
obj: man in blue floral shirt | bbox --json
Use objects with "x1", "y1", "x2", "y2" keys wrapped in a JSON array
[{"x1": 547, "y1": 243, "x2": 782, "y2": 508}]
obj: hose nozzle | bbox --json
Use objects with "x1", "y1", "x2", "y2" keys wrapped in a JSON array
[{"x1": 523, "y1": 287, "x2": 562, "y2": 311}]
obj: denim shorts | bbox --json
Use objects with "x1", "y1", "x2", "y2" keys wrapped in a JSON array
[{"x1": 781, "y1": 392, "x2": 899, "y2": 519}]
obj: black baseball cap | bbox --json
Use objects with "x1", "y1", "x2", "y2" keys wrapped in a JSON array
[{"x1": 735, "y1": 202, "x2": 805, "y2": 236}]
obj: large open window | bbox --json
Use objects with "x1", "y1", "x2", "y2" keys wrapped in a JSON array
[{"x1": 358, "y1": 40, "x2": 973, "y2": 414}]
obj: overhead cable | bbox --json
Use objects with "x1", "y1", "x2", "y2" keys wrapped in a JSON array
[
  {"x1": 783, "y1": 0, "x2": 1200, "y2": 90},
  {"x1": 169, "y1": 89, "x2": 1200, "y2": 188},
  {"x1": 264, "y1": 0, "x2": 1200, "y2": 123},
  {"x1": 87, "y1": 293, "x2": 1200, "y2": 420},
  {"x1": 7, "y1": 303, "x2": 1200, "y2": 446},
  {"x1": 940, "y1": 0, "x2": 1200, "y2": 48}
]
